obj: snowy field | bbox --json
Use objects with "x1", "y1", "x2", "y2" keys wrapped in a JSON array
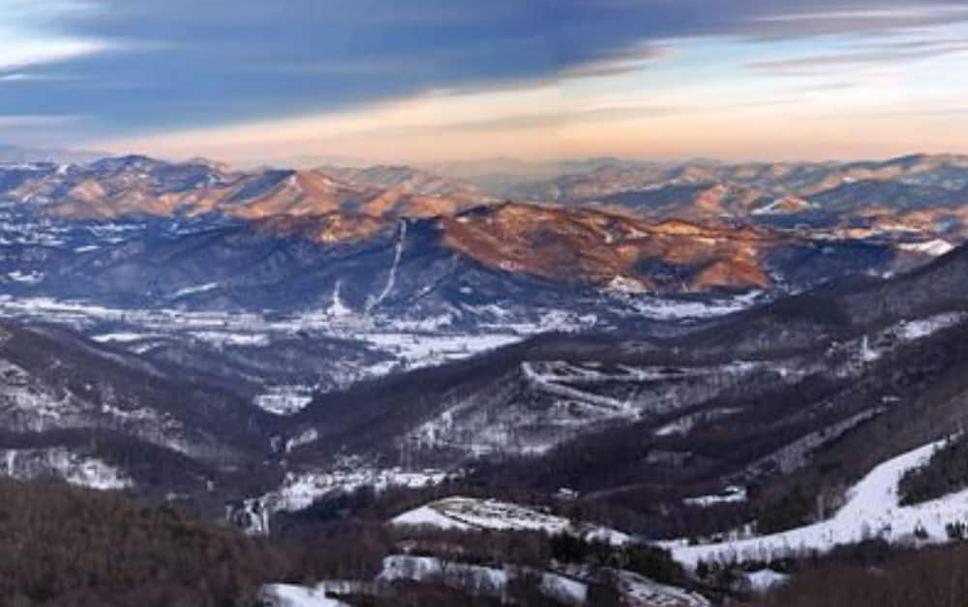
[
  {"x1": 664, "y1": 438, "x2": 968, "y2": 568},
  {"x1": 261, "y1": 584, "x2": 350, "y2": 607},
  {"x1": 263, "y1": 557, "x2": 710, "y2": 607},
  {"x1": 0, "y1": 295, "x2": 528, "y2": 413},
  {"x1": 391, "y1": 496, "x2": 631, "y2": 545},
  {"x1": 1, "y1": 447, "x2": 132, "y2": 490},
  {"x1": 0, "y1": 291, "x2": 768, "y2": 417},
  {"x1": 268, "y1": 467, "x2": 455, "y2": 513},
  {"x1": 0, "y1": 295, "x2": 525, "y2": 369}
]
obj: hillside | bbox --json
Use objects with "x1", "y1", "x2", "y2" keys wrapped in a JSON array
[{"x1": 0, "y1": 478, "x2": 281, "y2": 606}]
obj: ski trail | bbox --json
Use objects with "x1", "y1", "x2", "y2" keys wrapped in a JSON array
[
  {"x1": 328, "y1": 280, "x2": 352, "y2": 316},
  {"x1": 367, "y1": 220, "x2": 406, "y2": 312}
]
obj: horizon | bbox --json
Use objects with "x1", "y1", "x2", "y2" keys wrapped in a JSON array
[
  {"x1": 4, "y1": 141, "x2": 968, "y2": 173},
  {"x1": 2, "y1": 1, "x2": 967, "y2": 165},
  {"x1": 8, "y1": 4, "x2": 968, "y2": 603}
]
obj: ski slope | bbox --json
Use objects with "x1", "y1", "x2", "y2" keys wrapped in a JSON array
[{"x1": 666, "y1": 438, "x2": 968, "y2": 568}]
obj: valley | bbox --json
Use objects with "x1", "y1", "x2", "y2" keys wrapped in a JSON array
[
  {"x1": 3, "y1": 153, "x2": 968, "y2": 605},
  {"x1": 7, "y1": 1, "x2": 968, "y2": 603}
]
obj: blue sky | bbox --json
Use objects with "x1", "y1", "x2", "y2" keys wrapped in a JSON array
[{"x1": 2, "y1": 0, "x2": 967, "y2": 164}]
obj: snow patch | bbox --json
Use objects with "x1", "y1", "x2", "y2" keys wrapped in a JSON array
[
  {"x1": 744, "y1": 569, "x2": 790, "y2": 593},
  {"x1": 254, "y1": 386, "x2": 314, "y2": 415},
  {"x1": 392, "y1": 496, "x2": 630, "y2": 545},
  {"x1": 1, "y1": 447, "x2": 132, "y2": 490},
  {"x1": 268, "y1": 467, "x2": 453, "y2": 513},
  {"x1": 172, "y1": 282, "x2": 219, "y2": 298},
  {"x1": 260, "y1": 584, "x2": 350, "y2": 607},
  {"x1": 683, "y1": 486, "x2": 747, "y2": 508},
  {"x1": 607, "y1": 275, "x2": 649, "y2": 294},
  {"x1": 899, "y1": 239, "x2": 955, "y2": 257},
  {"x1": 665, "y1": 438, "x2": 967, "y2": 568}
]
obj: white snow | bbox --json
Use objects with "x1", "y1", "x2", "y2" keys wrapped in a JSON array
[
  {"x1": 606, "y1": 568, "x2": 711, "y2": 607},
  {"x1": 260, "y1": 584, "x2": 350, "y2": 607},
  {"x1": 899, "y1": 313, "x2": 965, "y2": 340},
  {"x1": 374, "y1": 556, "x2": 707, "y2": 607},
  {"x1": 744, "y1": 569, "x2": 790, "y2": 593},
  {"x1": 6, "y1": 270, "x2": 43, "y2": 284},
  {"x1": 327, "y1": 281, "x2": 352, "y2": 317},
  {"x1": 391, "y1": 496, "x2": 631, "y2": 545},
  {"x1": 283, "y1": 428, "x2": 319, "y2": 453},
  {"x1": 254, "y1": 387, "x2": 314, "y2": 415},
  {"x1": 522, "y1": 361, "x2": 634, "y2": 414},
  {"x1": 92, "y1": 331, "x2": 160, "y2": 343},
  {"x1": 268, "y1": 466, "x2": 453, "y2": 513},
  {"x1": 1, "y1": 447, "x2": 132, "y2": 490},
  {"x1": 359, "y1": 332, "x2": 519, "y2": 370},
  {"x1": 366, "y1": 220, "x2": 406, "y2": 312},
  {"x1": 188, "y1": 331, "x2": 270, "y2": 346},
  {"x1": 619, "y1": 291, "x2": 763, "y2": 321},
  {"x1": 751, "y1": 198, "x2": 797, "y2": 216},
  {"x1": 607, "y1": 275, "x2": 649, "y2": 294},
  {"x1": 541, "y1": 573, "x2": 588, "y2": 605},
  {"x1": 683, "y1": 486, "x2": 748, "y2": 508},
  {"x1": 0, "y1": 296, "x2": 520, "y2": 376},
  {"x1": 899, "y1": 239, "x2": 955, "y2": 257},
  {"x1": 665, "y1": 438, "x2": 968, "y2": 568},
  {"x1": 171, "y1": 282, "x2": 219, "y2": 298},
  {"x1": 393, "y1": 504, "x2": 468, "y2": 530},
  {"x1": 378, "y1": 555, "x2": 586, "y2": 606}
]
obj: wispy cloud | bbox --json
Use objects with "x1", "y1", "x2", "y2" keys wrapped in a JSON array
[
  {"x1": 1, "y1": 0, "x2": 967, "y2": 161},
  {"x1": 558, "y1": 45, "x2": 677, "y2": 79},
  {"x1": 0, "y1": 114, "x2": 87, "y2": 127},
  {"x1": 0, "y1": 38, "x2": 114, "y2": 71},
  {"x1": 752, "y1": 5, "x2": 968, "y2": 24},
  {"x1": 0, "y1": 1, "x2": 116, "y2": 72},
  {"x1": 740, "y1": 2, "x2": 968, "y2": 38},
  {"x1": 748, "y1": 42, "x2": 968, "y2": 75}
]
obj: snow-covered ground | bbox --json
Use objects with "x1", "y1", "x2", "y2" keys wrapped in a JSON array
[
  {"x1": 0, "y1": 295, "x2": 530, "y2": 414},
  {"x1": 683, "y1": 485, "x2": 747, "y2": 508},
  {"x1": 616, "y1": 290, "x2": 763, "y2": 321},
  {"x1": 743, "y1": 569, "x2": 790, "y2": 593},
  {"x1": 0, "y1": 267, "x2": 774, "y2": 424},
  {"x1": 268, "y1": 466, "x2": 455, "y2": 512},
  {"x1": 1, "y1": 447, "x2": 132, "y2": 490},
  {"x1": 665, "y1": 438, "x2": 968, "y2": 568},
  {"x1": 899, "y1": 239, "x2": 955, "y2": 257},
  {"x1": 837, "y1": 312, "x2": 967, "y2": 372},
  {"x1": 898, "y1": 312, "x2": 966, "y2": 341},
  {"x1": 265, "y1": 558, "x2": 709, "y2": 607},
  {"x1": 253, "y1": 387, "x2": 314, "y2": 416},
  {"x1": 391, "y1": 496, "x2": 631, "y2": 545},
  {"x1": 261, "y1": 584, "x2": 350, "y2": 607},
  {"x1": 606, "y1": 568, "x2": 710, "y2": 607},
  {"x1": 380, "y1": 555, "x2": 587, "y2": 606}
]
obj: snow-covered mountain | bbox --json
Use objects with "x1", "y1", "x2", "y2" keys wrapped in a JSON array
[{"x1": 4, "y1": 155, "x2": 968, "y2": 606}]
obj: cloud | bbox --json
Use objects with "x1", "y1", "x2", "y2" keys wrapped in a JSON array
[
  {"x1": 748, "y1": 42, "x2": 968, "y2": 75},
  {"x1": 0, "y1": 1, "x2": 115, "y2": 71},
  {"x1": 5, "y1": 1, "x2": 965, "y2": 141},
  {"x1": 2, "y1": 0, "x2": 967, "y2": 160},
  {"x1": 751, "y1": 4, "x2": 968, "y2": 24},
  {"x1": 0, "y1": 114, "x2": 85, "y2": 127},
  {"x1": 736, "y1": 2, "x2": 968, "y2": 38},
  {"x1": 0, "y1": 38, "x2": 114, "y2": 72},
  {"x1": 558, "y1": 45, "x2": 677, "y2": 79}
]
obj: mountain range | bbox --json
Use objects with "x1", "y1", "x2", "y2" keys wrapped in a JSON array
[
  {"x1": 5, "y1": 151, "x2": 968, "y2": 604},
  {"x1": 2, "y1": 153, "x2": 963, "y2": 316}
]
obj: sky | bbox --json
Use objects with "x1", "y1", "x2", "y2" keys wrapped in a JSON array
[{"x1": 1, "y1": 0, "x2": 967, "y2": 165}]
